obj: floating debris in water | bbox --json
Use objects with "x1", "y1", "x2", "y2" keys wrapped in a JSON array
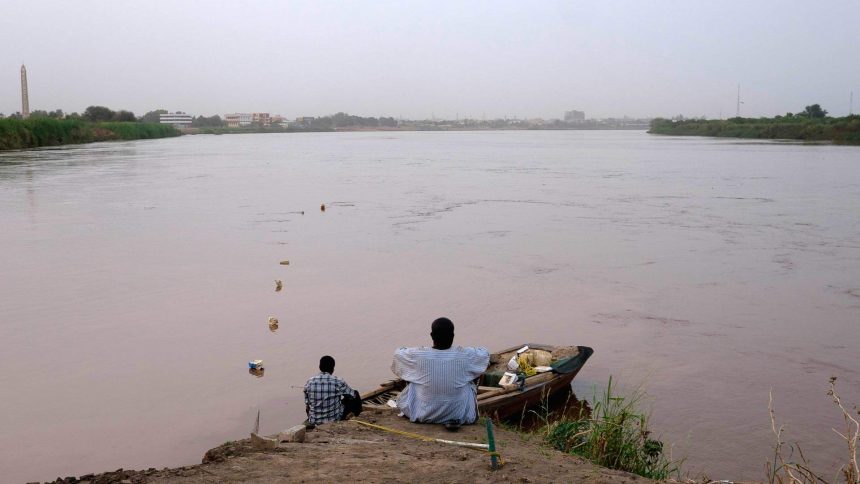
[
  {"x1": 279, "y1": 260, "x2": 290, "y2": 266},
  {"x1": 248, "y1": 359, "x2": 264, "y2": 370},
  {"x1": 275, "y1": 280, "x2": 283, "y2": 292},
  {"x1": 249, "y1": 368, "x2": 265, "y2": 378},
  {"x1": 268, "y1": 316, "x2": 279, "y2": 332},
  {"x1": 320, "y1": 203, "x2": 326, "y2": 212}
]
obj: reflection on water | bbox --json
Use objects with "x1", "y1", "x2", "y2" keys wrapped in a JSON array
[{"x1": 1, "y1": 131, "x2": 859, "y2": 482}]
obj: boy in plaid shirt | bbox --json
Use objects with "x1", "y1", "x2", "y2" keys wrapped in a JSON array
[{"x1": 304, "y1": 355, "x2": 361, "y2": 428}]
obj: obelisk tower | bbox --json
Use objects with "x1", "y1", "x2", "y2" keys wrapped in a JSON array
[{"x1": 21, "y1": 64, "x2": 30, "y2": 119}]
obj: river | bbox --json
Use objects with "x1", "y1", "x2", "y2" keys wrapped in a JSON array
[{"x1": 1, "y1": 131, "x2": 858, "y2": 482}]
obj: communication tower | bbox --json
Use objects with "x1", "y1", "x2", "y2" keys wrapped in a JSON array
[
  {"x1": 21, "y1": 64, "x2": 30, "y2": 119},
  {"x1": 736, "y1": 83, "x2": 742, "y2": 117}
]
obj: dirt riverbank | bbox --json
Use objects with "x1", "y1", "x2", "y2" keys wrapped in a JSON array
[{"x1": 41, "y1": 407, "x2": 653, "y2": 483}]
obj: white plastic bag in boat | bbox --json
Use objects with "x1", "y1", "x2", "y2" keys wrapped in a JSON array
[{"x1": 507, "y1": 355, "x2": 520, "y2": 371}]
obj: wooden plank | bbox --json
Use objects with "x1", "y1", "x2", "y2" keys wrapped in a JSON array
[
  {"x1": 477, "y1": 372, "x2": 555, "y2": 401},
  {"x1": 477, "y1": 386, "x2": 517, "y2": 401}
]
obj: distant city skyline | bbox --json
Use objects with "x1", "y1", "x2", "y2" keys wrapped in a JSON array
[{"x1": 2, "y1": 1, "x2": 858, "y2": 119}]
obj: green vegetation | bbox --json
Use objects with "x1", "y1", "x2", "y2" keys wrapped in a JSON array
[
  {"x1": 28, "y1": 109, "x2": 66, "y2": 119},
  {"x1": 0, "y1": 117, "x2": 179, "y2": 151},
  {"x1": 543, "y1": 377, "x2": 678, "y2": 480},
  {"x1": 141, "y1": 109, "x2": 168, "y2": 124},
  {"x1": 649, "y1": 105, "x2": 860, "y2": 144},
  {"x1": 191, "y1": 114, "x2": 225, "y2": 127},
  {"x1": 94, "y1": 121, "x2": 179, "y2": 140},
  {"x1": 82, "y1": 105, "x2": 138, "y2": 122}
]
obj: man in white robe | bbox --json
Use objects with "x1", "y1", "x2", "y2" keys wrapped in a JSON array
[{"x1": 391, "y1": 317, "x2": 490, "y2": 428}]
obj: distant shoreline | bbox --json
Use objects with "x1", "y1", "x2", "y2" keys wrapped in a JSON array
[
  {"x1": 0, "y1": 121, "x2": 651, "y2": 152},
  {"x1": 181, "y1": 125, "x2": 648, "y2": 135},
  {"x1": 648, "y1": 116, "x2": 860, "y2": 144}
]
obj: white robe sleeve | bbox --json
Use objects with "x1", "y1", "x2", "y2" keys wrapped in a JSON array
[
  {"x1": 392, "y1": 347, "x2": 423, "y2": 382},
  {"x1": 465, "y1": 347, "x2": 491, "y2": 380}
]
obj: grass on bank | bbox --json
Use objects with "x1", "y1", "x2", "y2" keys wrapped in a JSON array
[
  {"x1": 0, "y1": 117, "x2": 179, "y2": 150},
  {"x1": 525, "y1": 376, "x2": 679, "y2": 480}
]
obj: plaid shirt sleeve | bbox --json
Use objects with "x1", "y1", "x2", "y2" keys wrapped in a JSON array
[{"x1": 338, "y1": 378, "x2": 354, "y2": 397}]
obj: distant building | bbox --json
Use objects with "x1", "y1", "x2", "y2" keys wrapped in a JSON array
[
  {"x1": 294, "y1": 116, "x2": 315, "y2": 126},
  {"x1": 225, "y1": 113, "x2": 251, "y2": 127},
  {"x1": 159, "y1": 112, "x2": 192, "y2": 128},
  {"x1": 564, "y1": 110, "x2": 585, "y2": 122},
  {"x1": 224, "y1": 113, "x2": 270, "y2": 127},
  {"x1": 252, "y1": 112, "x2": 271, "y2": 126}
]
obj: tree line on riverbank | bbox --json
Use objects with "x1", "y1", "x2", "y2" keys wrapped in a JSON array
[
  {"x1": 0, "y1": 117, "x2": 179, "y2": 151},
  {"x1": 649, "y1": 104, "x2": 860, "y2": 143},
  {"x1": 1, "y1": 105, "x2": 223, "y2": 132}
]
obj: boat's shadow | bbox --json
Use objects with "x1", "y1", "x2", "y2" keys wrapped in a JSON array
[{"x1": 499, "y1": 387, "x2": 591, "y2": 431}]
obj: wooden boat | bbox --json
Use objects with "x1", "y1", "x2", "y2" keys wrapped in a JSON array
[{"x1": 361, "y1": 344, "x2": 593, "y2": 421}]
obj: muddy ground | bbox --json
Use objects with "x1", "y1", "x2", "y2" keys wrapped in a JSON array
[{"x1": 45, "y1": 408, "x2": 652, "y2": 483}]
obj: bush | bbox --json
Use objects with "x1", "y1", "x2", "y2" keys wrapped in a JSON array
[{"x1": 545, "y1": 377, "x2": 678, "y2": 480}]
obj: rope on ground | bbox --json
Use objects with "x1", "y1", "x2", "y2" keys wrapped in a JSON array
[{"x1": 350, "y1": 419, "x2": 504, "y2": 465}]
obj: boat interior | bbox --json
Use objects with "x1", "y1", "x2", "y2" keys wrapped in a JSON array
[{"x1": 362, "y1": 345, "x2": 582, "y2": 406}]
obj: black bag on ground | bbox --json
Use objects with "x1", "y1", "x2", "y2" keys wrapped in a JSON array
[{"x1": 341, "y1": 390, "x2": 363, "y2": 419}]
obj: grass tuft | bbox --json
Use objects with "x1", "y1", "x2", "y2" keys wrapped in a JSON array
[{"x1": 543, "y1": 376, "x2": 679, "y2": 480}]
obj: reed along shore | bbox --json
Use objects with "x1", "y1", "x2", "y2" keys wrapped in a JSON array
[
  {"x1": 0, "y1": 118, "x2": 180, "y2": 151},
  {"x1": 648, "y1": 115, "x2": 860, "y2": 144}
]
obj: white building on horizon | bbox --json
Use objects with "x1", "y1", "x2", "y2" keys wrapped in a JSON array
[
  {"x1": 159, "y1": 112, "x2": 193, "y2": 128},
  {"x1": 225, "y1": 113, "x2": 252, "y2": 127}
]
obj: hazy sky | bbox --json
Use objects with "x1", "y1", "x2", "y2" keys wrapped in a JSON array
[{"x1": 2, "y1": 1, "x2": 858, "y2": 119}]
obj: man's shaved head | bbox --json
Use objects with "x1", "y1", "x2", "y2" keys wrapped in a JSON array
[{"x1": 431, "y1": 317, "x2": 455, "y2": 350}]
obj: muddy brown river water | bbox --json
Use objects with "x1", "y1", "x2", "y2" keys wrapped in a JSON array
[{"x1": 1, "y1": 131, "x2": 859, "y2": 482}]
